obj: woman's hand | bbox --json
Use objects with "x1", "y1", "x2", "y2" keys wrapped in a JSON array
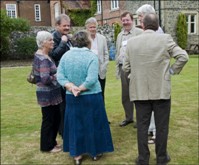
[
  {"x1": 71, "y1": 86, "x2": 80, "y2": 97},
  {"x1": 65, "y1": 83, "x2": 81, "y2": 97}
]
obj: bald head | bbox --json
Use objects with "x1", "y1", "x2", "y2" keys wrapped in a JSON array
[{"x1": 143, "y1": 13, "x2": 159, "y2": 31}]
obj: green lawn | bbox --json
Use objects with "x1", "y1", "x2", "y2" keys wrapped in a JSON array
[{"x1": 1, "y1": 56, "x2": 198, "y2": 164}]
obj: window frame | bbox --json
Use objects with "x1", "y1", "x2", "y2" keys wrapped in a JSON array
[
  {"x1": 34, "y1": 4, "x2": 41, "y2": 22},
  {"x1": 97, "y1": 0, "x2": 102, "y2": 14},
  {"x1": 6, "y1": 4, "x2": 17, "y2": 18},
  {"x1": 111, "y1": 0, "x2": 119, "y2": 10},
  {"x1": 184, "y1": 11, "x2": 198, "y2": 35}
]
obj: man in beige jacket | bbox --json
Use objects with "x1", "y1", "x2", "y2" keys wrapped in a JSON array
[
  {"x1": 123, "y1": 13, "x2": 189, "y2": 165},
  {"x1": 115, "y1": 11, "x2": 143, "y2": 127},
  {"x1": 85, "y1": 17, "x2": 109, "y2": 103}
]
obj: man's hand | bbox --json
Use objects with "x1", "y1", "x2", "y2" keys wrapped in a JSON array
[{"x1": 61, "y1": 35, "x2": 68, "y2": 42}]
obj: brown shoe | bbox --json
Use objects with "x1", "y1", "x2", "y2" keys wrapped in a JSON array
[{"x1": 49, "y1": 147, "x2": 61, "y2": 153}]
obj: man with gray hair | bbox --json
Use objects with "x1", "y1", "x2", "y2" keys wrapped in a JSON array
[
  {"x1": 123, "y1": 13, "x2": 188, "y2": 165},
  {"x1": 85, "y1": 17, "x2": 109, "y2": 105},
  {"x1": 136, "y1": 4, "x2": 164, "y2": 33}
]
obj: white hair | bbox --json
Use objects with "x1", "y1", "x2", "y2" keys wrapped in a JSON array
[
  {"x1": 85, "y1": 17, "x2": 98, "y2": 27},
  {"x1": 136, "y1": 4, "x2": 156, "y2": 16},
  {"x1": 36, "y1": 31, "x2": 52, "y2": 48}
]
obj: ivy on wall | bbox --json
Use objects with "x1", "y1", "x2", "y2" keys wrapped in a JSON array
[
  {"x1": 90, "y1": 0, "x2": 97, "y2": 16},
  {"x1": 63, "y1": 0, "x2": 97, "y2": 27},
  {"x1": 68, "y1": 9, "x2": 92, "y2": 26}
]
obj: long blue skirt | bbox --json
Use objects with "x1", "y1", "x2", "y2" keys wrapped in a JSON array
[{"x1": 63, "y1": 93, "x2": 114, "y2": 157}]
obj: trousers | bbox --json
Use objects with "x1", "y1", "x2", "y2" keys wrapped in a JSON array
[
  {"x1": 134, "y1": 99, "x2": 171, "y2": 164},
  {"x1": 120, "y1": 65, "x2": 134, "y2": 121}
]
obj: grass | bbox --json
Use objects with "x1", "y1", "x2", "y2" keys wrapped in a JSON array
[{"x1": 1, "y1": 55, "x2": 198, "y2": 165}]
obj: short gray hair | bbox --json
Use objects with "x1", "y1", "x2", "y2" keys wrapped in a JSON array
[
  {"x1": 36, "y1": 31, "x2": 53, "y2": 48},
  {"x1": 136, "y1": 4, "x2": 156, "y2": 16},
  {"x1": 55, "y1": 14, "x2": 70, "y2": 25},
  {"x1": 85, "y1": 17, "x2": 98, "y2": 27},
  {"x1": 71, "y1": 30, "x2": 91, "y2": 48}
]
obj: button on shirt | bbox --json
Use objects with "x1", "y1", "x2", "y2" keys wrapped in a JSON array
[
  {"x1": 118, "y1": 31, "x2": 134, "y2": 65},
  {"x1": 91, "y1": 37, "x2": 99, "y2": 56}
]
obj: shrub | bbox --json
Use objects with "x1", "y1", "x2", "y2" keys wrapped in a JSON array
[
  {"x1": 15, "y1": 37, "x2": 37, "y2": 60},
  {"x1": 0, "y1": 9, "x2": 30, "y2": 60},
  {"x1": 176, "y1": 13, "x2": 187, "y2": 49},
  {"x1": 114, "y1": 23, "x2": 122, "y2": 44}
]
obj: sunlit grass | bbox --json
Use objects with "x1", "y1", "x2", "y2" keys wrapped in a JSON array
[{"x1": 1, "y1": 55, "x2": 198, "y2": 164}]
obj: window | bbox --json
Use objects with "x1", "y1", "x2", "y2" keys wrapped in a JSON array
[
  {"x1": 97, "y1": 0, "x2": 101, "y2": 13},
  {"x1": 34, "y1": 4, "x2": 41, "y2": 22},
  {"x1": 6, "y1": 4, "x2": 17, "y2": 18},
  {"x1": 111, "y1": 0, "x2": 119, "y2": 10},
  {"x1": 54, "y1": 3, "x2": 60, "y2": 19},
  {"x1": 133, "y1": 15, "x2": 139, "y2": 26},
  {"x1": 186, "y1": 14, "x2": 197, "y2": 34}
]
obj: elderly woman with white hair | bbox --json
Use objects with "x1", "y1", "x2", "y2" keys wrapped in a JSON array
[{"x1": 33, "y1": 31, "x2": 62, "y2": 153}]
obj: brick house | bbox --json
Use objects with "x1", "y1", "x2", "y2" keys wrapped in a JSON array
[
  {"x1": 1, "y1": 0, "x2": 198, "y2": 48},
  {"x1": 95, "y1": 0, "x2": 199, "y2": 49},
  {"x1": 0, "y1": 0, "x2": 90, "y2": 27}
]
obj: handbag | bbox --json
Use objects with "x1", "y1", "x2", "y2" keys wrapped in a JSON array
[{"x1": 27, "y1": 66, "x2": 36, "y2": 84}]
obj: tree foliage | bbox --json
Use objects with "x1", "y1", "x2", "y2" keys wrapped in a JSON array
[
  {"x1": 114, "y1": 23, "x2": 122, "y2": 44},
  {"x1": 0, "y1": 9, "x2": 30, "y2": 59},
  {"x1": 176, "y1": 13, "x2": 188, "y2": 49}
]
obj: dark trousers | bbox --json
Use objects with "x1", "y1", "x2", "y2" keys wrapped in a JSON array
[
  {"x1": 40, "y1": 104, "x2": 61, "y2": 151},
  {"x1": 98, "y1": 76, "x2": 106, "y2": 104},
  {"x1": 120, "y1": 66, "x2": 134, "y2": 121},
  {"x1": 59, "y1": 87, "x2": 66, "y2": 138},
  {"x1": 134, "y1": 99, "x2": 171, "y2": 165}
]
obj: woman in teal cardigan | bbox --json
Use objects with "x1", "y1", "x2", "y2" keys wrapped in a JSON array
[{"x1": 57, "y1": 30, "x2": 114, "y2": 165}]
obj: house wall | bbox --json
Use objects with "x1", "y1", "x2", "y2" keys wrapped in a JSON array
[
  {"x1": 95, "y1": 1, "x2": 126, "y2": 26},
  {"x1": 1, "y1": 0, "x2": 51, "y2": 26},
  {"x1": 162, "y1": 1, "x2": 199, "y2": 45},
  {"x1": 95, "y1": 0, "x2": 198, "y2": 46}
]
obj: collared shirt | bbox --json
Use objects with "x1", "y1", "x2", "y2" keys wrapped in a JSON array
[
  {"x1": 118, "y1": 29, "x2": 135, "y2": 64},
  {"x1": 91, "y1": 36, "x2": 99, "y2": 56}
]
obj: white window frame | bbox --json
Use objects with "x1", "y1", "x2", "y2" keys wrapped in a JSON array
[
  {"x1": 184, "y1": 12, "x2": 199, "y2": 35},
  {"x1": 97, "y1": 0, "x2": 101, "y2": 14},
  {"x1": 111, "y1": 0, "x2": 119, "y2": 10},
  {"x1": 54, "y1": 3, "x2": 60, "y2": 19},
  {"x1": 34, "y1": 4, "x2": 41, "y2": 22},
  {"x1": 133, "y1": 15, "x2": 139, "y2": 26},
  {"x1": 6, "y1": 4, "x2": 17, "y2": 18}
]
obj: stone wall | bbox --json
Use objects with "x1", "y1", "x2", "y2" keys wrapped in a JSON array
[{"x1": 9, "y1": 25, "x2": 115, "y2": 59}]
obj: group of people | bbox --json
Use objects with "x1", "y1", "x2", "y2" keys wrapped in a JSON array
[{"x1": 32, "y1": 4, "x2": 188, "y2": 165}]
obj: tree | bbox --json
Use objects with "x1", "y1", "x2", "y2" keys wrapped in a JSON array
[
  {"x1": 176, "y1": 13, "x2": 188, "y2": 49},
  {"x1": 114, "y1": 23, "x2": 122, "y2": 44},
  {"x1": 0, "y1": 10, "x2": 30, "y2": 59}
]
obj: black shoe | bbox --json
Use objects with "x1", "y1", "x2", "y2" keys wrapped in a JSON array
[
  {"x1": 157, "y1": 155, "x2": 171, "y2": 165},
  {"x1": 119, "y1": 120, "x2": 133, "y2": 127},
  {"x1": 135, "y1": 157, "x2": 149, "y2": 165},
  {"x1": 92, "y1": 154, "x2": 103, "y2": 161}
]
